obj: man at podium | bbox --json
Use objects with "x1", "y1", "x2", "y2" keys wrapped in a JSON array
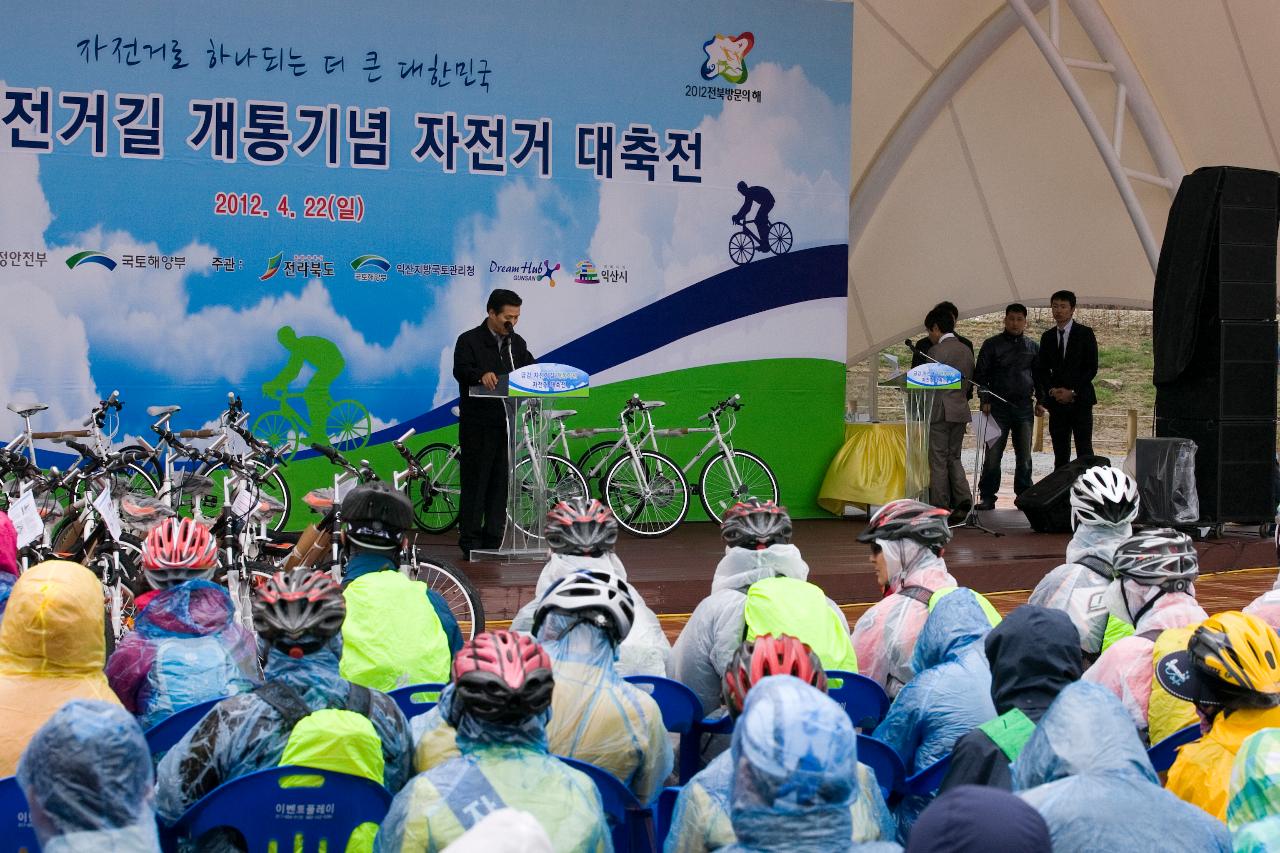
[{"x1": 452, "y1": 289, "x2": 537, "y2": 559}]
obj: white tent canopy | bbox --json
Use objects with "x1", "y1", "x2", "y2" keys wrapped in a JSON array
[{"x1": 848, "y1": 0, "x2": 1280, "y2": 362}]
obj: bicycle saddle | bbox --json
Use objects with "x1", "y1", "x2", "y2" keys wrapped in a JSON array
[
  {"x1": 450, "y1": 405, "x2": 461, "y2": 418},
  {"x1": 638, "y1": 400, "x2": 665, "y2": 410},
  {"x1": 545, "y1": 409, "x2": 577, "y2": 421},
  {"x1": 7, "y1": 402, "x2": 48, "y2": 417},
  {"x1": 120, "y1": 493, "x2": 177, "y2": 521},
  {"x1": 146, "y1": 405, "x2": 181, "y2": 417},
  {"x1": 304, "y1": 487, "x2": 335, "y2": 510}
]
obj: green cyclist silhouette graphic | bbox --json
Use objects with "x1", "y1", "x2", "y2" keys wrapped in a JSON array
[{"x1": 253, "y1": 326, "x2": 372, "y2": 458}]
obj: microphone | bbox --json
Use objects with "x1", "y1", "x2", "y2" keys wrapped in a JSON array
[
  {"x1": 903, "y1": 338, "x2": 917, "y2": 351},
  {"x1": 503, "y1": 320, "x2": 513, "y2": 333}
]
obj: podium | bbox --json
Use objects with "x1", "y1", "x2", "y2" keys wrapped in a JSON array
[
  {"x1": 889, "y1": 363, "x2": 963, "y2": 503},
  {"x1": 469, "y1": 364, "x2": 589, "y2": 561}
]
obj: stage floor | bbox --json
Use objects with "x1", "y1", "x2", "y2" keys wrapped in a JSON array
[{"x1": 415, "y1": 510, "x2": 1280, "y2": 626}]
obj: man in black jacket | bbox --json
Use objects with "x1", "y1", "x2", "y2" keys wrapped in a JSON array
[
  {"x1": 974, "y1": 304, "x2": 1038, "y2": 511},
  {"x1": 911, "y1": 301, "x2": 975, "y2": 367},
  {"x1": 939, "y1": 605, "x2": 1082, "y2": 792},
  {"x1": 1034, "y1": 290, "x2": 1099, "y2": 469},
  {"x1": 451, "y1": 289, "x2": 536, "y2": 559}
]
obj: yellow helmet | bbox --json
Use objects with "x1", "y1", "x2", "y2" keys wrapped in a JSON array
[{"x1": 1157, "y1": 611, "x2": 1280, "y2": 708}]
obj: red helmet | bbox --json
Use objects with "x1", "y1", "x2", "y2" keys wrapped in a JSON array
[
  {"x1": 545, "y1": 498, "x2": 618, "y2": 556},
  {"x1": 856, "y1": 499, "x2": 952, "y2": 553},
  {"x1": 141, "y1": 517, "x2": 218, "y2": 587},
  {"x1": 721, "y1": 499, "x2": 793, "y2": 549},
  {"x1": 252, "y1": 569, "x2": 347, "y2": 655},
  {"x1": 450, "y1": 629, "x2": 555, "y2": 725},
  {"x1": 722, "y1": 633, "x2": 827, "y2": 717}
]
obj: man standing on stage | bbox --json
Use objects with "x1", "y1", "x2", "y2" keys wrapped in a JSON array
[
  {"x1": 924, "y1": 306, "x2": 975, "y2": 516},
  {"x1": 974, "y1": 303, "x2": 1038, "y2": 511},
  {"x1": 1035, "y1": 290, "x2": 1098, "y2": 469},
  {"x1": 452, "y1": 289, "x2": 536, "y2": 559}
]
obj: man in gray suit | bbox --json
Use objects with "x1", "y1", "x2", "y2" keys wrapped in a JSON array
[{"x1": 923, "y1": 306, "x2": 976, "y2": 515}]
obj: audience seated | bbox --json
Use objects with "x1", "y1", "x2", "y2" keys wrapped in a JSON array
[
  {"x1": 905, "y1": 785, "x2": 1050, "y2": 853},
  {"x1": 1012, "y1": 681, "x2": 1230, "y2": 852},
  {"x1": 1227, "y1": 728, "x2": 1280, "y2": 853},
  {"x1": 435, "y1": 809, "x2": 554, "y2": 853},
  {"x1": 0, "y1": 560, "x2": 121, "y2": 776}
]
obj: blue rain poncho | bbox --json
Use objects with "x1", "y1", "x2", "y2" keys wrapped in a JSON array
[
  {"x1": 154, "y1": 636, "x2": 413, "y2": 825},
  {"x1": 1228, "y1": 728, "x2": 1280, "y2": 853},
  {"x1": 17, "y1": 699, "x2": 160, "y2": 852},
  {"x1": 106, "y1": 579, "x2": 261, "y2": 730},
  {"x1": 1012, "y1": 682, "x2": 1230, "y2": 853},
  {"x1": 376, "y1": 685, "x2": 610, "y2": 852},
  {"x1": 872, "y1": 589, "x2": 996, "y2": 836}
]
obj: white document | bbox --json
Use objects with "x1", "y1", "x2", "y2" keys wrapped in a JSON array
[
  {"x1": 8, "y1": 490, "x2": 44, "y2": 549},
  {"x1": 93, "y1": 483, "x2": 123, "y2": 542},
  {"x1": 971, "y1": 411, "x2": 1004, "y2": 448},
  {"x1": 231, "y1": 482, "x2": 256, "y2": 517}
]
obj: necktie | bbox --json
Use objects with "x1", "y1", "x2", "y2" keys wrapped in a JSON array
[
  {"x1": 500, "y1": 335, "x2": 513, "y2": 372},
  {"x1": 1058, "y1": 327, "x2": 1066, "y2": 358}
]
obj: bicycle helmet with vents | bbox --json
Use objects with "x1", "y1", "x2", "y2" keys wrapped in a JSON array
[
  {"x1": 141, "y1": 517, "x2": 219, "y2": 587},
  {"x1": 1157, "y1": 611, "x2": 1280, "y2": 709},
  {"x1": 341, "y1": 482, "x2": 414, "y2": 551},
  {"x1": 857, "y1": 499, "x2": 953, "y2": 553},
  {"x1": 1112, "y1": 529, "x2": 1199, "y2": 592},
  {"x1": 1070, "y1": 466, "x2": 1140, "y2": 529},
  {"x1": 253, "y1": 569, "x2": 346, "y2": 656},
  {"x1": 531, "y1": 569, "x2": 635, "y2": 644},
  {"x1": 545, "y1": 498, "x2": 618, "y2": 557},
  {"x1": 722, "y1": 633, "x2": 827, "y2": 718},
  {"x1": 449, "y1": 629, "x2": 555, "y2": 725},
  {"x1": 721, "y1": 499, "x2": 793, "y2": 549}
]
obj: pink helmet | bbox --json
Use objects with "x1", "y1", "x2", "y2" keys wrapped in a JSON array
[
  {"x1": 449, "y1": 630, "x2": 555, "y2": 725},
  {"x1": 0, "y1": 511, "x2": 16, "y2": 578},
  {"x1": 141, "y1": 517, "x2": 218, "y2": 588}
]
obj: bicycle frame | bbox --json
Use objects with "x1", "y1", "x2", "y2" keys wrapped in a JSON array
[
  {"x1": 665, "y1": 408, "x2": 739, "y2": 479},
  {"x1": 573, "y1": 399, "x2": 663, "y2": 482}
]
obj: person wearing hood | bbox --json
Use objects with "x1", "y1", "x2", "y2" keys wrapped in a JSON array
[
  {"x1": 156, "y1": 570, "x2": 413, "y2": 850},
  {"x1": 905, "y1": 785, "x2": 1050, "y2": 853},
  {"x1": 18, "y1": 699, "x2": 160, "y2": 852},
  {"x1": 106, "y1": 518, "x2": 261, "y2": 729},
  {"x1": 940, "y1": 606, "x2": 1082, "y2": 792},
  {"x1": 1226, "y1": 728, "x2": 1280, "y2": 852},
  {"x1": 509, "y1": 498, "x2": 669, "y2": 678},
  {"x1": 1027, "y1": 467, "x2": 1140, "y2": 661},
  {"x1": 671, "y1": 500, "x2": 855, "y2": 715},
  {"x1": 1242, "y1": 531, "x2": 1280, "y2": 630},
  {"x1": 0, "y1": 560, "x2": 122, "y2": 775},
  {"x1": 0, "y1": 510, "x2": 17, "y2": 619},
  {"x1": 1082, "y1": 529, "x2": 1207, "y2": 744},
  {"x1": 852, "y1": 500, "x2": 959, "y2": 698},
  {"x1": 872, "y1": 589, "x2": 997, "y2": 835},
  {"x1": 721, "y1": 675, "x2": 891, "y2": 853},
  {"x1": 1011, "y1": 681, "x2": 1229, "y2": 852},
  {"x1": 376, "y1": 631, "x2": 609, "y2": 852}
]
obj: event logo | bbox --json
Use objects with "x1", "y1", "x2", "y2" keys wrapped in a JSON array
[
  {"x1": 574, "y1": 259, "x2": 599, "y2": 284},
  {"x1": 701, "y1": 32, "x2": 754, "y2": 84},
  {"x1": 490, "y1": 259, "x2": 559, "y2": 285},
  {"x1": 508, "y1": 363, "x2": 590, "y2": 398},
  {"x1": 905, "y1": 363, "x2": 962, "y2": 390},
  {"x1": 260, "y1": 251, "x2": 283, "y2": 281},
  {"x1": 65, "y1": 250, "x2": 117, "y2": 271},
  {"x1": 350, "y1": 254, "x2": 390, "y2": 282},
  {"x1": 539, "y1": 259, "x2": 561, "y2": 286}
]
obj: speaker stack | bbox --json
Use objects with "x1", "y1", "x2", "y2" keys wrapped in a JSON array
[{"x1": 1153, "y1": 166, "x2": 1279, "y2": 524}]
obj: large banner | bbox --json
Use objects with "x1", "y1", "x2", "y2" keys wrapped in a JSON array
[{"x1": 0, "y1": 0, "x2": 852, "y2": 524}]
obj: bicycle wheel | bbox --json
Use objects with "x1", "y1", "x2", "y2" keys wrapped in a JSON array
[
  {"x1": 728, "y1": 230, "x2": 755, "y2": 265},
  {"x1": 75, "y1": 461, "x2": 158, "y2": 503},
  {"x1": 576, "y1": 441, "x2": 624, "y2": 498},
  {"x1": 410, "y1": 442, "x2": 462, "y2": 533},
  {"x1": 604, "y1": 450, "x2": 689, "y2": 538},
  {"x1": 328, "y1": 399, "x2": 372, "y2": 451},
  {"x1": 699, "y1": 449, "x2": 780, "y2": 521},
  {"x1": 768, "y1": 221, "x2": 793, "y2": 255},
  {"x1": 252, "y1": 410, "x2": 302, "y2": 460},
  {"x1": 511, "y1": 454, "x2": 588, "y2": 536},
  {"x1": 407, "y1": 551, "x2": 485, "y2": 641},
  {"x1": 194, "y1": 460, "x2": 293, "y2": 532}
]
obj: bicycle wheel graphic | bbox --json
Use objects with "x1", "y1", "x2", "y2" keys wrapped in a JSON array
[
  {"x1": 327, "y1": 399, "x2": 372, "y2": 450},
  {"x1": 768, "y1": 221, "x2": 793, "y2": 255},
  {"x1": 728, "y1": 230, "x2": 756, "y2": 265},
  {"x1": 251, "y1": 410, "x2": 303, "y2": 460}
]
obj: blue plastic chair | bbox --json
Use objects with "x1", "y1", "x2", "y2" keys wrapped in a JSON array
[
  {"x1": 559, "y1": 755, "x2": 656, "y2": 853},
  {"x1": 0, "y1": 775, "x2": 39, "y2": 852},
  {"x1": 903, "y1": 751, "x2": 952, "y2": 798},
  {"x1": 827, "y1": 671, "x2": 891, "y2": 729},
  {"x1": 387, "y1": 682, "x2": 446, "y2": 721},
  {"x1": 625, "y1": 675, "x2": 704, "y2": 783},
  {"x1": 655, "y1": 785, "x2": 681, "y2": 848},
  {"x1": 1148, "y1": 723, "x2": 1202, "y2": 773},
  {"x1": 856, "y1": 734, "x2": 906, "y2": 802},
  {"x1": 144, "y1": 697, "x2": 225, "y2": 756},
  {"x1": 169, "y1": 765, "x2": 391, "y2": 852}
]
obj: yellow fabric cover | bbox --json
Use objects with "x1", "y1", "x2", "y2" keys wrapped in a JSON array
[
  {"x1": 1147, "y1": 626, "x2": 1199, "y2": 747},
  {"x1": 744, "y1": 576, "x2": 859, "y2": 673},
  {"x1": 818, "y1": 423, "x2": 909, "y2": 514},
  {"x1": 0, "y1": 560, "x2": 121, "y2": 775},
  {"x1": 280, "y1": 708, "x2": 385, "y2": 784},
  {"x1": 1167, "y1": 704, "x2": 1280, "y2": 821},
  {"x1": 340, "y1": 570, "x2": 451, "y2": 691}
]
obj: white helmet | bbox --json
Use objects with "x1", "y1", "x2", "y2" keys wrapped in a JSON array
[
  {"x1": 1070, "y1": 467, "x2": 1139, "y2": 529},
  {"x1": 532, "y1": 569, "x2": 635, "y2": 644}
]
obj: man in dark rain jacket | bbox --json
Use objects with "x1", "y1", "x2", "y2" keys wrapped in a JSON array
[{"x1": 939, "y1": 606, "x2": 1082, "y2": 791}]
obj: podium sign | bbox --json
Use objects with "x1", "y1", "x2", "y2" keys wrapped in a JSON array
[{"x1": 906, "y1": 364, "x2": 962, "y2": 389}]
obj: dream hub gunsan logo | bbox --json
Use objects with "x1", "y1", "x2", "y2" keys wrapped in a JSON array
[
  {"x1": 65, "y1": 250, "x2": 117, "y2": 271},
  {"x1": 539, "y1": 259, "x2": 561, "y2": 286}
]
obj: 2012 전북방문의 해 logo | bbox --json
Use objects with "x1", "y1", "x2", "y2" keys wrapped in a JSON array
[{"x1": 701, "y1": 32, "x2": 754, "y2": 85}]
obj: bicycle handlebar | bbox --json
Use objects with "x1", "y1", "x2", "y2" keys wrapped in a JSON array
[
  {"x1": 310, "y1": 444, "x2": 356, "y2": 474},
  {"x1": 697, "y1": 394, "x2": 744, "y2": 422},
  {"x1": 31, "y1": 430, "x2": 90, "y2": 440},
  {"x1": 397, "y1": 428, "x2": 416, "y2": 443}
]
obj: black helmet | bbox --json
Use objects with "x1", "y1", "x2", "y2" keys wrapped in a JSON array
[
  {"x1": 253, "y1": 569, "x2": 347, "y2": 655},
  {"x1": 721, "y1": 499, "x2": 793, "y2": 549},
  {"x1": 341, "y1": 481, "x2": 413, "y2": 551},
  {"x1": 857, "y1": 499, "x2": 952, "y2": 553},
  {"x1": 545, "y1": 498, "x2": 618, "y2": 557}
]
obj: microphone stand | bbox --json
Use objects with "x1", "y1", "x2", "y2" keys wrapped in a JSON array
[{"x1": 906, "y1": 338, "x2": 1006, "y2": 537}]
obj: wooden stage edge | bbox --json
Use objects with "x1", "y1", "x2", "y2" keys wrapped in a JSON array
[{"x1": 412, "y1": 511, "x2": 1280, "y2": 624}]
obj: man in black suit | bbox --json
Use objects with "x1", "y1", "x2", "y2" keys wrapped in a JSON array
[
  {"x1": 1034, "y1": 290, "x2": 1098, "y2": 469},
  {"x1": 452, "y1": 289, "x2": 536, "y2": 559}
]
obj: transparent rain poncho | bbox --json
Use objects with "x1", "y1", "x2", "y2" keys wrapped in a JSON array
[
  {"x1": 436, "y1": 809, "x2": 553, "y2": 853},
  {"x1": 510, "y1": 552, "x2": 671, "y2": 678},
  {"x1": 670, "y1": 544, "x2": 848, "y2": 715},
  {"x1": 1243, "y1": 570, "x2": 1280, "y2": 630},
  {"x1": 17, "y1": 699, "x2": 159, "y2": 852},
  {"x1": 106, "y1": 579, "x2": 261, "y2": 730},
  {"x1": 1012, "y1": 682, "x2": 1230, "y2": 853},
  {"x1": 872, "y1": 589, "x2": 996, "y2": 836},
  {"x1": 1228, "y1": 728, "x2": 1280, "y2": 853},
  {"x1": 851, "y1": 540, "x2": 958, "y2": 698},
  {"x1": 1027, "y1": 519, "x2": 1131, "y2": 655},
  {"x1": 0, "y1": 560, "x2": 122, "y2": 776},
  {"x1": 376, "y1": 685, "x2": 610, "y2": 853},
  {"x1": 155, "y1": 636, "x2": 413, "y2": 825}
]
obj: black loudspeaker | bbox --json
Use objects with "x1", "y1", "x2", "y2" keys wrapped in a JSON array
[
  {"x1": 1156, "y1": 418, "x2": 1274, "y2": 523},
  {"x1": 1015, "y1": 455, "x2": 1112, "y2": 533},
  {"x1": 1153, "y1": 320, "x2": 1277, "y2": 420}
]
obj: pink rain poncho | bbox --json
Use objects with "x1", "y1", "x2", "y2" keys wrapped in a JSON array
[
  {"x1": 1244, "y1": 571, "x2": 1280, "y2": 630},
  {"x1": 851, "y1": 540, "x2": 957, "y2": 697}
]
